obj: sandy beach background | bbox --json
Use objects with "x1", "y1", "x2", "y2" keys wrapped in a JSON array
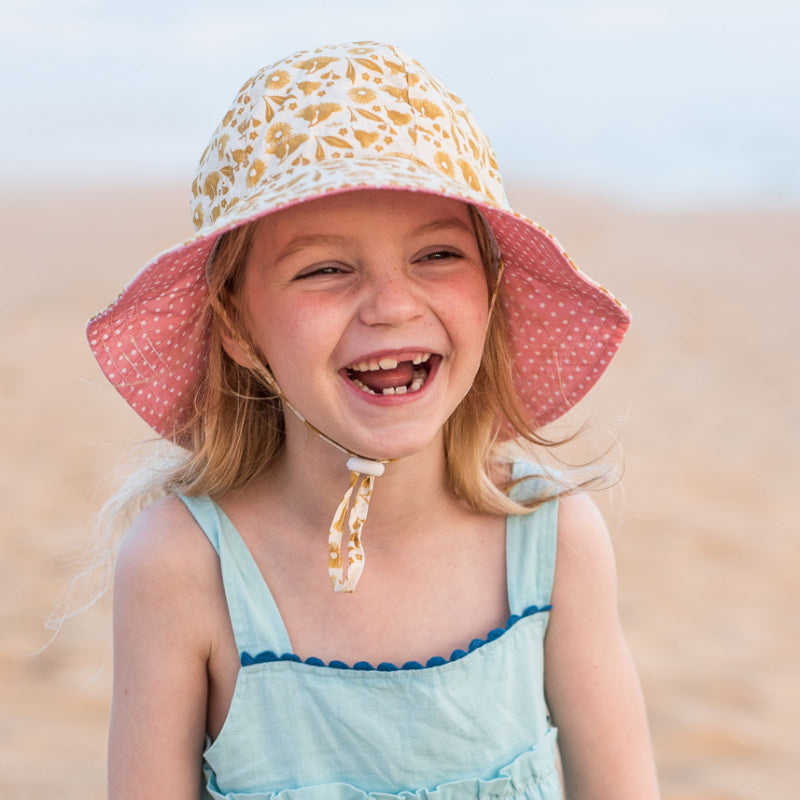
[{"x1": 1, "y1": 180, "x2": 798, "y2": 799}]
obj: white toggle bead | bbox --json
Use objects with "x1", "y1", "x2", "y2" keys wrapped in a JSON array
[{"x1": 346, "y1": 456, "x2": 386, "y2": 477}]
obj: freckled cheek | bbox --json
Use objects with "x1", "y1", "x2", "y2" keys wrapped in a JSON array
[
  {"x1": 447, "y1": 280, "x2": 490, "y2": 328},
  {"x1": 258, "y1": 305, "x2": 343, "y2": 371},
  {"x1": 447, "y1": 281, "x2": 490, "y2": 369}
]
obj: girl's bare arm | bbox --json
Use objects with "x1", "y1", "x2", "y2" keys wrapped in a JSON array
[
  {"x1": 545, "y1": 492, "x2": 661, "y2": 799},
  {"x1": 108, "y1": 499, "x2": 215, "y2": 799}
]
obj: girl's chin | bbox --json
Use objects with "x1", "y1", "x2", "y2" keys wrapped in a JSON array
[
  {"x1": 320, "y1": 423, "x2": 446, "y2": 465},
  {"x1": 280, "y1": 405, "x2": 443, "y2": 464},
  {"x1": 281, "y1": 383, "x2": 452, "y2": 464},
  {"x1": 343, "y1": 435, "x2": 442, "y2": 464}
]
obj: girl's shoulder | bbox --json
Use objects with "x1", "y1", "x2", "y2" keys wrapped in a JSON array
[
  {"x1": 117, "y1": 495, "x2": 214, "y2": 571},
  {"x1": 114, "y1": 495, "x2": 223, "y2": 627},
  {"x1": 554, "y1": 491, "x2": 617, "y2": 593},
  {"x1": 547, "y1": 491, "x2": 622, "y2": 660},
  {"x1": 556, "y1": 491, "x2": 611, "y2": 544}
]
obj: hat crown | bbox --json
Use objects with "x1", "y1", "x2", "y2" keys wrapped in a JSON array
[{"x1": 190, "y1": 41, "x2": 506, "y2": 232}]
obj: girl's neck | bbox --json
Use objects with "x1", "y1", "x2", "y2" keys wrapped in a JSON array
[{"x1": 256, "y1": 427, "x2": 461, "y2": 545}]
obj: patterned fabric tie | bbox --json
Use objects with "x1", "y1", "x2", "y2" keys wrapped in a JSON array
[{"x1": 328, "y1": 457, "x2": 386, "y2": 592}]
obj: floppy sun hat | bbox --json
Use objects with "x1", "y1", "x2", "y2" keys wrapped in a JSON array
[{"x1": 88, "y1": 41, "x2": 630, "y2": 590}]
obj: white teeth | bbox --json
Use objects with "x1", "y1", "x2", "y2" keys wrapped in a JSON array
[
  {"x1": 409, "y1": 367, "x2": 426, "y2": 392},
  {"x1": 349, "y1": 358, "x2": 396, "y2": 372},
  {"x1": 350, "y1": 377, "x2": 375, "y2": 394},
  {"x1": 348, "y1": 353, "x2": 431, "y2": 372},
  {"x1": 349, "y1": 365, "x2": 429, "y2": 396}
]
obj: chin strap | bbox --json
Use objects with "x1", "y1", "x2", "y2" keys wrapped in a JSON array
[
  {"x1": 261, "y1": 365, "x2": 390, "y2": 593},
  {"x1": 274, "y1": 381, "x2": 389, "y2": 593},
  {"x1": 328, "y1": 456, "x2": 386, "y2": 592},
  {"x1": 259, "y1": 382, "x2": 389, "y2": 593}
]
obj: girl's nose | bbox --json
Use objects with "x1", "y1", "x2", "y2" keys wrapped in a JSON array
[{"x1": 358, "y1": 268, "x2": 425, "y2": 326}]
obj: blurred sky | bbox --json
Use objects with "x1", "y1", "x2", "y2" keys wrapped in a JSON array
[{"x1": 2, "y1": 0, "x2": 799, "y2": 206}]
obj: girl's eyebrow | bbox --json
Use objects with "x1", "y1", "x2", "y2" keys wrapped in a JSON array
[
  {"x1": 275, "y1": 233, "x2": 349, "y2": 262},
  {"x1": 276, "y1": 216, "x2": 473, "y2": 262},
  {"x1": 415, "y1": 217, "x2": 475, "y2": 237}
]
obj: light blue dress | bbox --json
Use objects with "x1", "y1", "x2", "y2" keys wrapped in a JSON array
[{"x1": 180, "y1": 463, "x2": 563, "y2": 799}]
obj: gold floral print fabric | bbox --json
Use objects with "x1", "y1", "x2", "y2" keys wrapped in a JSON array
[
  {"x1": 190, "y1": 41, "x2": 505, "y2": 236},
  {"x1": 328, "y1": 471, "x2": 374, "y2": 593}
]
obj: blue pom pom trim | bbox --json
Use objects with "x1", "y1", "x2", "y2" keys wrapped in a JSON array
[{"x1": 240, "y1": 604, "x2": 551, "y2": 671}]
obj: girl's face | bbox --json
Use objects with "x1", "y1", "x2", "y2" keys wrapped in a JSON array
[{"x1": 232, "y1": 189, "x2": 490, "y2": 462}]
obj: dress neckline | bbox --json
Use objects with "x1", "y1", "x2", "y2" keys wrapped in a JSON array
[{"x1": 240, "y1": 603, "x2": 551, "y2": 672}]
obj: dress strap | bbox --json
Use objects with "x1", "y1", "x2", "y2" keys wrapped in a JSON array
[
  {"x1": 505, "y1": 462, "x2": 560, "y2": 616},
  {"x1": 178, "y1": 495, "x2": 292, "y2": 656}
]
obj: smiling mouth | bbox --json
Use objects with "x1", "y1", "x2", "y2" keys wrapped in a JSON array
[{"x1": 345, "y1": 353, "x2": 436, "y2": 396}]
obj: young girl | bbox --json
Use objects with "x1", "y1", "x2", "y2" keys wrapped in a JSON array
[{"x1": 89, "y1": 41, "x2": 660, "y2": 799}]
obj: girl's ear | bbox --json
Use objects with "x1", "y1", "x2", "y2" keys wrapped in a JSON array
[
  {"x1": 220, "y1": 327, "x2": 252, "y2": 369},
  {"x1": 216, "y1": 306, "x2": 256, "y2": 369}
]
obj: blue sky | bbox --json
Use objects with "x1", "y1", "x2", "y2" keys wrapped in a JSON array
[{"x1": 3, "y1": 0, "x2": 799, "y2": 205}]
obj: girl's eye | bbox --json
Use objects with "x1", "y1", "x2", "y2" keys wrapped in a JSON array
[
  {"x1": 294, "y1": 264, "x2": 346, "y2": 279},
  {"x1": 420, "y1": 249, "x2": 460, "y2": 262}
]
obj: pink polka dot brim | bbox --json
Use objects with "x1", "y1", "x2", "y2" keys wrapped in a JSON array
[
  {"x1": 86, "y1": 191, "x2": 629, "y2": 438},
  {"x1": 483, "y1": 205, "x2": 629, "y2": 428}
]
